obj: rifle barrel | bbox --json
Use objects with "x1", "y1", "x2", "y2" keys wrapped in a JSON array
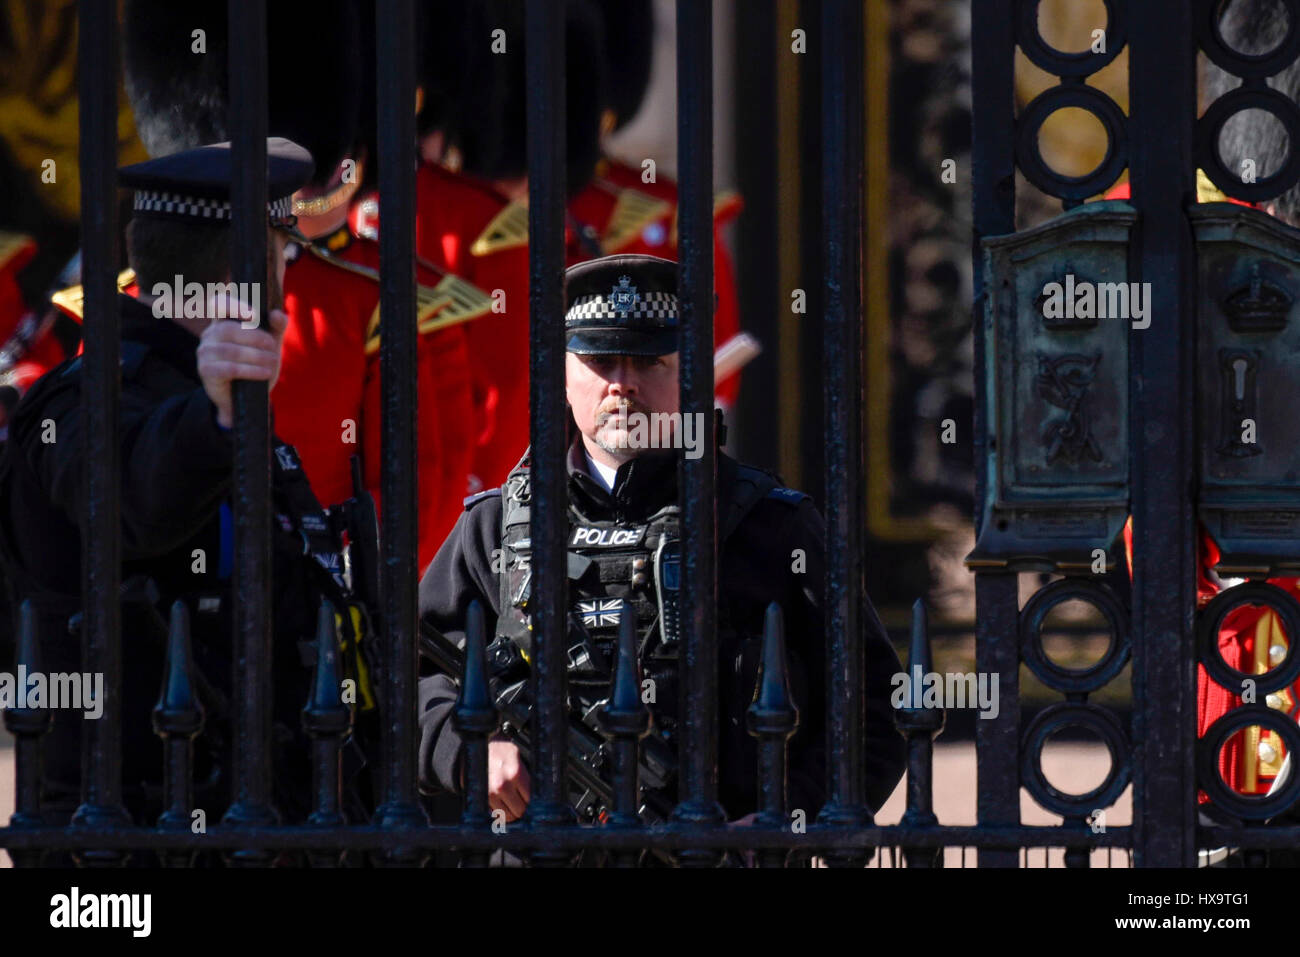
[{"x1": 418, "y1": 626, "x2": 626, "y2": 816}]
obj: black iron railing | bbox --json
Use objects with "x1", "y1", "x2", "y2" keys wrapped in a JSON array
[{"x1": 10, "y1": 0, "x2": 1292, "y2": 868}]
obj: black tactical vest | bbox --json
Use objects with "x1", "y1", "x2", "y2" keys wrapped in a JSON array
[
  {"x1": 491, "y1": 448, "x2": 788, "y2": 741},
  {"x1": 0, "y1": 339, "x2": 377, "y2": 825}
]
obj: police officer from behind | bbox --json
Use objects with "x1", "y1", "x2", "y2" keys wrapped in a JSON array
[
  {"x1": 416, "y1": 254, "x2": 906, "y2": 840},
  {"x1": 0, "y1": 139, "x2": 370, "y2": 832}
]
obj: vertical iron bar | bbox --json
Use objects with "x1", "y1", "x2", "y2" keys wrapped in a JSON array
[
  {"x1": 975, "y1": 572, "x2": 1020, "y2": 867},
  {"x1": 72, "y1": 0, "x2": 130, "y2": 864},
  {"x1": 301, "y1": 601, "x2": 350, "y2": 868},
  {"x1": 672, "y1": 0, "x2": 725, "y2": 868},
  {"x1": 221, "y1": 0, "x2": 277, "y2": 865},
  {"x1": 816, "y1": 0, "x2": 869, "y2": 869},
  {"x1": 153, "y1": 601, "x2": 204, "y2": 868},
  {"x1": 1064, "y1": 838, "x2": 1090, "y2": 869},
  {"x1": 453, "y1": 601, "x2": 495, "y2": 868},
  {"x1": 1128, "y1": 0, "x2": 1198, "y2": 868},
  {"x1": 600, "y1": 603, "x2": 651, "y2": 868},
  {"x1": 524, "y1": 0, "x2": 575, "y2": 865},
  {"x1": 4, "y1": 602, "x2": 52, "y2": 866},
  {"x1": 372, "y1": 0, "x2": 429, "y2": 862},
  {"x1": 748, "y1": 603, "x2": 797, "y2": 869},
  {"x1": 897, "y1": 600, "x2": 944, "y2": 868},
  {"x1": 969, "y1": 0, "x2": 1018, "y2": 870}
]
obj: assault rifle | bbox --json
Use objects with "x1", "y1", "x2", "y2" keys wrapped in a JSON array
[
  {"x1": 341, "y1": 455, "x2": 677, "y2": 826},
  {"x1": 417, "y1": 617, "x2": 678, "y2": 826}
]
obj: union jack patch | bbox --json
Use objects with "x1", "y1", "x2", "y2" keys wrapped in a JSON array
[{"x1": 577, "y1": 597, "x2": 624, "y2": 629}]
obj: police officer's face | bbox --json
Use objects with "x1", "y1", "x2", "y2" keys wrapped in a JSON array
[{"x1": 566, "y1": 351, "x2": 680, "y2": 464}]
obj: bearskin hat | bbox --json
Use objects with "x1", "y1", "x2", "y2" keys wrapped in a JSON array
[
  {"x1": 416, "y1": 0, "x2": 606, "y2": 195},
  {"x1": 122, "y1": 0, "x2": 363, "y2": 189},
  {"x1": 591, "y1": 0, "x2": 654, "y2": 132}
]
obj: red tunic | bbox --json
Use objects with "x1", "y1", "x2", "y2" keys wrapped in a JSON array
[
  {"x1": 278, "y1": 230, "x2": 481, "y2": 571},
  {"x1": 570, "y1": 157, "x2": 745, "y2": 408},
  {"x1": 408, "y1": 162, "x2": 533, "y2": 493},
  {"x1": 279, "y1": 242, "x2": 372, "y2": 510},
  {"x1": 1, "y1": 233, "x2": 74, "y2": 392},
  {"x1": 337, "y1": 223, "x2": 479, "y2": 563},
  {"x1": 406, "y1": 158, "x2": 748, "y2": 492}
]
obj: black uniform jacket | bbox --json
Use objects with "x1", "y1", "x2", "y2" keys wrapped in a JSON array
[
  {"x1": 416, "y1": 437, "x2": 906, "y2": 819},
  {"x1": 0, "y1": 294, "x2": 321, "y2": 823}
]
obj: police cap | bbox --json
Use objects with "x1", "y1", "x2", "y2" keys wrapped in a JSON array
[
  {"x1": 564, "y1": 254, "x2": 678, "y2": 357},
  {"x1": 118, "y1": 138, "x2": 314, "y2": 230}
]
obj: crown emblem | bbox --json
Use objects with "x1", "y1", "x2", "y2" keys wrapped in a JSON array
[
  {"x1": 609, "y1": 275, "x2": 640, "y2": 319},
  {"x1": 1222, "y1": 263, "x2": 1291, "y2": 333}
]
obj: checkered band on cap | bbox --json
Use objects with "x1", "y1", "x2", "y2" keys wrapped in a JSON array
[
  {"x1": 132, "y1": 190, "x2": 296, "y2": 226},
  {"x1": 565, "y1": 290, "x2": 678, "y2": 325}
]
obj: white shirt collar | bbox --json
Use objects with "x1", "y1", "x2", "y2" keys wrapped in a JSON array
[{"x1": 583, "y1": 449, "x2": 619, "y2": 492}]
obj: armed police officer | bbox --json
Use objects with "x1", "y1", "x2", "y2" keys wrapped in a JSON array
[
  {"x1": 0, "y1": 140, "x2": 374, "y2": 837},
  {"x1": 416, "y1": 254, "x2": 906, "y2": 843}
]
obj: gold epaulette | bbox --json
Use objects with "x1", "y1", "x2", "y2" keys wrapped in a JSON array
[
  {"x1": 1196, "y1": 168, "x2": 1231, "y2": 205},
  {"x1": 0, "y1": 232, "x2": 35, "y2": 273},
  {"x1": 600, "y1": 185, "x2": 673, "y2": 254},
  {"x1": 669, "y1": 189, "x2": 744, "y2": 248},
  {"x1": 49, "y1": 269, "x2": 138, "y2": 320},
  {"x1": 303, "y1": 246, "x2": 492, "y2": 355},
  {"x1": 364, "y1": 273, "x2": 494, "y2": 354},
  {"x1": 713, "y1": 188, "x2": 744, "y2": 225},
  {"x1": 470, "y1": 200, "x2": 530, "y2": 257},
  {"x1": 416, "y1": 272, "x2": 495, "y2": 334}
]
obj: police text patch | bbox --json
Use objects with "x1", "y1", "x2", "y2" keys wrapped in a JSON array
[{"x1": 570, "y1": 525, "x2": 647, "y2": 548}]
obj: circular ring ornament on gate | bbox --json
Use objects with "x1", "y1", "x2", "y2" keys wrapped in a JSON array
[
  {"x1": 1016, "y1": 85, "x2": 1129, "y2": 201},
  {"x1": 1197, "y1": 581, "x2": 1300, "y2": 695},
  {"x1": 1198, "y1": 704, "x2": 1300, "y2": 820},
  {"x1": 1197, "y1": 86, "x2": 1300, "y2": 202},
  {"x1": 1016, "y1": 0, "x2": 1127, "y2": 77},
  {"x1": 1021, "y1": 703, "x2": 1130, "y2": 818},
  {"x1": 1197, "y1": 0, "x2": 1300, "y2": 79},
  {"x1": 1019, "y1": 579, "x2": 1130, "y2": 694}
]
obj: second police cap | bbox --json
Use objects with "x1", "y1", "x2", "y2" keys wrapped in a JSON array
[
  {"x1": 564, "y1": 254, "x2": 680, "y2": 357},
  {"x1": 117, "y1": 138, "x2": 315, "y2": 229}
]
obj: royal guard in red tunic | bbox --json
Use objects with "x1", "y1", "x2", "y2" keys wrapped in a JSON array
[
  {"x1": 278, "y1": 218, "x2": 486, "y2": 569},
  {"x1": 411, "y1": 0, "x2": 606, "y2": 493},
  {"x1": 569, "y1": 0, "x2": 746, "y2": 410},
  {"x1": 407, "y1": 161, "x2": 533, "y2": 496},
  {"x1": 121, "y1": 0, "x2": 485, "y2": 568},
  {"x1": 568, "y1": 160, "x2": 744, "y2": 410},
  {"x1": 1108, "y1": 173, "x2": 1300, "y2": 799},
  {"x1": 0, "y1": 233, "x2": 81, "y2": 412},
  {"x1": 338, "y1": 196, "x2": 487, "y2": 563}
]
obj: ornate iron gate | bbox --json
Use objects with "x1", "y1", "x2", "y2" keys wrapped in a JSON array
[
  {"x1": 6, "y1": 0, "x2": 1299, "y2": 868},
  {"x1": 970, "y1": 0, "x2": 1300, "y2": 867},
  {"x1": 4, "y1": 0, "x2": 904, "y2": 869}
]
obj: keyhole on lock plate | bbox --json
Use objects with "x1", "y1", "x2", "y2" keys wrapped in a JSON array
[{"x1": 1233, "y1": 357, "x2": 1248, "y2": 402}]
